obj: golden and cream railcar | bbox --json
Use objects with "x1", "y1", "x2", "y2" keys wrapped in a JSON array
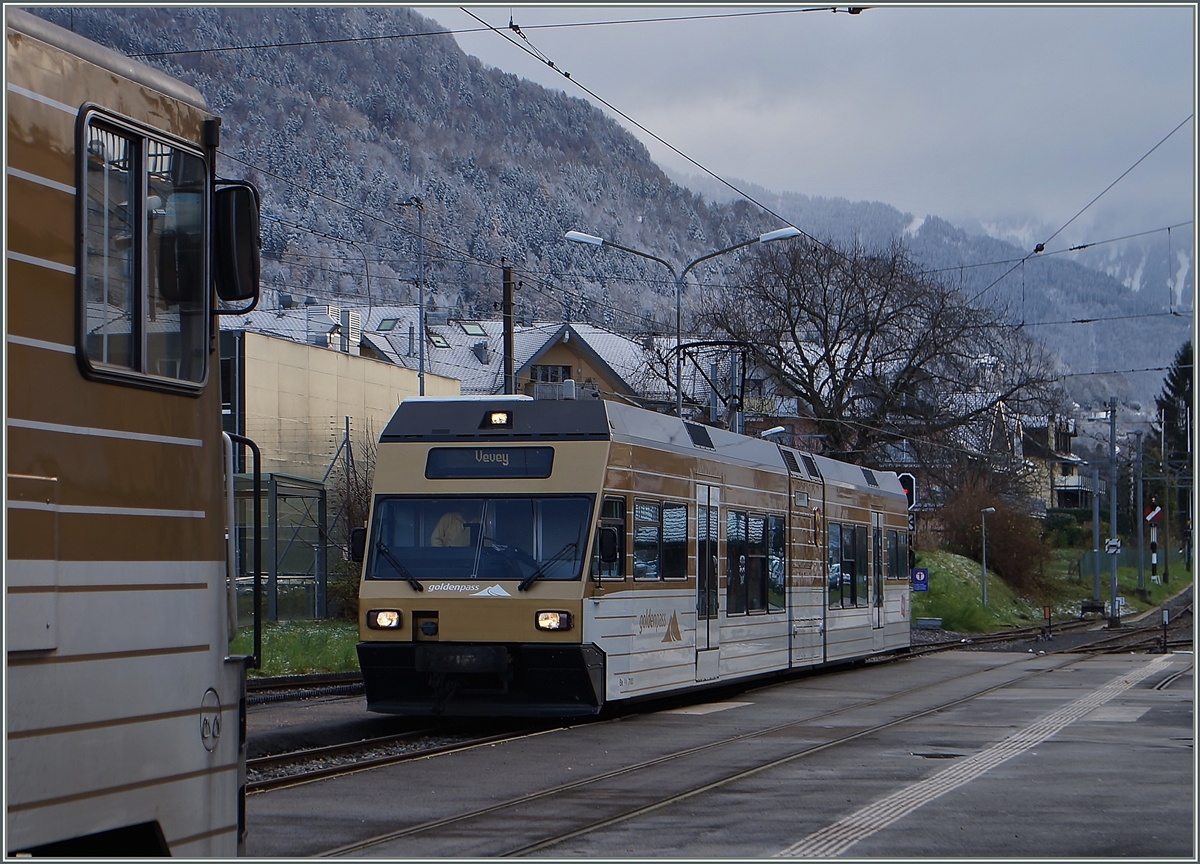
[
  {"x1": 356, "y1": 396, "x2": 910, "y2": 717},
  {"x1": 6, "y1": 9, "x2": 259, "y2": 856}
]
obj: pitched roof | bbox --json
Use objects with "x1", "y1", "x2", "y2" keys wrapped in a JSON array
[{"x1": 223, "y1": 302, "x2": 659, "y2": 398}]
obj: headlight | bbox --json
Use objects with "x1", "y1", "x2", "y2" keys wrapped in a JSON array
[
  {"x1": 367, "y1": 609, "x2": 402, "y2": 629},
  {"x1": 535, "y1": 610, "x2": 573, "y2": 631}
]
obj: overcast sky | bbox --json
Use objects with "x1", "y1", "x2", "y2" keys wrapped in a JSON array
[{"x1": 414, "y1": 4, "x2": 1195, "y2": 249}]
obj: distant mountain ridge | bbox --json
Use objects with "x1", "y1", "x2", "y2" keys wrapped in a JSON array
[
  {"x1": 32, "y1": 6, "x2": 1191, "y2": 412},
  {"x1": 668, "y1": 170, "x2": 1192, "y2": 411}
]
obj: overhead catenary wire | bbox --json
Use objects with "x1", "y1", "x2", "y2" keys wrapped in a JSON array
[
  {"x1": 87, "y1": 4, "x2": 1187, "y2": 329},
  {"x1": 261, "y1": 208, "x2": 674, "y2": 334},
  {"x1": 195, "y1": 2, "x2": 1193, "y2": 333},
  {"x1": 458, "y1": 7, "x2": 834, "y2": 253},
  {"x1": 970, "y1": 114, "x2": 1194, "y2": 306},
  {"x1": 128, "y1": 8, "x2": 850, "y2": 58},
  {"x1": 914, "y1": 220, "x2": 1194, "y2": 278},
  {"x1": 199, "y1": 7, "x2": 1190, "y2": 342}
]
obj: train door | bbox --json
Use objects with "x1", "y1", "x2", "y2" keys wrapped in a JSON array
[
  {"x1": 788, "y1": 498, "x2": 822, "y2": 666},
  {"x1": 695, "y1": 483, "x2": 721, "y2": 681},
  {"x1": 872, "y1": 512, "x2": 885, "y2": 651}
]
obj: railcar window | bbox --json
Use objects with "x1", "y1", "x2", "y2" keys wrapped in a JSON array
[
  {"x1": 662, "y1": 502, "x2": 688, "y2": 579},
  {"x1": 827, "y1": 522, "x2": 869, "y2": 608},
  {"x1": 855, "y1": 525, "x2": 869, "y2": 607},
  {"x1": 633, "y1": 499, "x2": 661, "y2": 580},
  {"x1": 767, "y1": 515, "x2": 785, "y2": 611},
  {"x1": 81, "y1": 114, "x2": 208, "y2": 388},
  {"x1": 697, "y1": 500, "x2": 719, "y2": 620},
  {"x1": 887, "y1": 529, "x2": 900, "y2": 580},
  {"x1": 726, "y1": 510, "x2": 747, "y2": 614},
  {"x1": 745, "y1": 514, "x2": 767, "y2": 612},
  {"x1": 827, "y1": 523, "x2": 843, "y2": 608},
  {"x1": 367, "y1": 495, "x2": 592, "y2": 582},
  {"x1": 592, "y1": 496, "x2": 626, "y2": 580}
]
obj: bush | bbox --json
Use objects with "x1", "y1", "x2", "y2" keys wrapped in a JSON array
[
  {"x1": 1044, "y1": 509, "x2": 1101, "y2": 548},
  {"x1": 939, "y1": 483, "x2": 1051, "y2": 597},
  {"x1": 326, "y1": 557, "x2": 362, "y2": 622}
]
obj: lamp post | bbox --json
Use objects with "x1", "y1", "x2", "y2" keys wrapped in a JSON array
[
  {"x1": 981, "y1": 507, "x2": 996, "y2": 606},
  {"x1": 399, "y1": 197, "x2": 425, "y2": 395},
  {"x1": 565, "y1": 226, "x2": 802, "y2": 417}
]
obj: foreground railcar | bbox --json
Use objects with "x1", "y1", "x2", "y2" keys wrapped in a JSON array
[
  {"x1": 356, "y1": 396, "x2": 910, "y2": 717},
  {"x1": 6, "y1": 9, "x2": 260, "y2": 856}
]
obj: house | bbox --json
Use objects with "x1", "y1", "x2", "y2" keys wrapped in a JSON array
[
  {"x1": 219, "y1": 303, "x2": 459, "y2": 479},
  {"x1": 1019, "y1": 415, "x2": 1096, "y2": 509},
  {"x1": 356, "y1": 305, "x2": 653, "y2": 404}
]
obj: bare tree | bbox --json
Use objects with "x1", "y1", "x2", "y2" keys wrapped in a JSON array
[{"x1": 700, "y1": 237, "x2": 1064, "y2": 485}]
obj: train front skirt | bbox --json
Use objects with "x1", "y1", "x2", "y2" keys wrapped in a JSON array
[{"x1": 357, "y1": 642, "x2": 606, "y2": 717}]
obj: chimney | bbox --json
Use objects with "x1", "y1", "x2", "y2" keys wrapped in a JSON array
[
  {"x1": 340, "y1": 309, "x2": 362, "y2": 353},
  {"x1": 472, "y1": 341, "x2": 490, "y2": 364}
]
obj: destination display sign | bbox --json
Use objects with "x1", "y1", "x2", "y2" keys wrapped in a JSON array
[{"x1": 426, "y1": 446, "x2": 554, "y2": 479}]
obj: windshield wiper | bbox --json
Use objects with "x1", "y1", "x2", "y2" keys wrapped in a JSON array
[
  {"x1": 517, "y1": 541, "x2": 578, "y2": 592},
  {"x1": 376, "y1": 541, "x2": 424, "y2": 592}
]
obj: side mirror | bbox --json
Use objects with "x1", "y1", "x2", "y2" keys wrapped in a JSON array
[
  {"x1": 350, "y1": 527, "x2": 366, "y2": 563},
  {"x1": 598, "y1": 526, "x2": 619, "y2": 563},
  {"x1": 214, "y1": 182, "x2": 261, "y2": 310}
]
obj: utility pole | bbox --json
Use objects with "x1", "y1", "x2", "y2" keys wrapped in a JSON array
[
  {"x1": 1108, "y1": 396, "x2": 1120, "y2": 628},
  {"x1": 1135, "y1": 430, "x2": 1146, "y2": 600},
  {"x1": 502, "y1": 261, "x2": 514, "y2": 395},
  {"x1": 1092, "y1": 466, "x2": 1101, "y2": 602},
  {"x1": 399, "y1": 197, "x2": 425, "y2": 395},
  {"x1": 1162, "y1": 410, "x2": 1171, "y2": 584}
]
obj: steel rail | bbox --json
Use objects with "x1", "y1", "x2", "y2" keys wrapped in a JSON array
[{"x1": 319, "y1": 651, "x2": 1092, "y2": 857}]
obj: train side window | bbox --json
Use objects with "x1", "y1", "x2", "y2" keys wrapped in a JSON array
[
  {"x1": 633, "y1": 499, "x2": 661, "y2": 580},
  {"x1": 887, "y1": 529, "x2": 899, "y2": 580},
  {"x1": 745, "y1": 514, "x2": 767, "y2": 613},
  {"x1": 841, "y1": 524, "x2": 857, "y2": 607},
  {"x1": 767, "y1": 515, "x2": 785, "y2": 611},
  {"x1": 855, "y1": 525, "x2": 869, "y2": 607},
  {"x1": 592, "y1": 496, "x2": 625, "y2": 580},
  {"x1": 81, "y1": 113, "x2": 209, "y2": 390},
  {"x1": 661, "y1": 502, "x2": 688, "y2": 579},
  {"x1": 827, "y1": 523, "x2": 843, "y2": 608},
  {"x1": 726, "y1": 510, "x2": 747, "y2": 615}
]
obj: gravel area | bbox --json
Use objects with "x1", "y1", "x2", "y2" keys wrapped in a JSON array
[{"x1": 248, "y1": 732, "x2": 478, "y2": 786}]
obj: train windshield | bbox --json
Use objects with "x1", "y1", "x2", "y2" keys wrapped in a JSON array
[{"x1": 367, "y1": 496, "x2": 594, "y2": 582}]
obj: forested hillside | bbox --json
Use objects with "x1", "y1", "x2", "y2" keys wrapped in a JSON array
[{"x1": 33, "y1": 6, "x2": 1189, "y2": 409}]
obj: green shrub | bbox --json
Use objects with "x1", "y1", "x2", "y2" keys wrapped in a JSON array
[
  {"x1": 940, "y1": 484, "x2": 1051, "y2": 597},
  {"x1": 326, "y1": 557, "x2": 362, "y2": 621}
]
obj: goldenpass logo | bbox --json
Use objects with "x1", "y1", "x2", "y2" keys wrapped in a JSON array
[{"x1": 638, "y1": 609, "x2": 683, "y2": 642}]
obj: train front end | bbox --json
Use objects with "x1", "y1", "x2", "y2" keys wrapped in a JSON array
[{"x1": 357, "y1": 397, "x2": 612, "y2": 717}]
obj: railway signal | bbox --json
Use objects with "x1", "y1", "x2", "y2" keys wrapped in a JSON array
[{"x1": 1147, "y1": 498, "x2": 1162, "y2": 580}]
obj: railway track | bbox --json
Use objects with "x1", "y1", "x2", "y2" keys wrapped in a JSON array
[
  {"x1": 246, "y1": 725, "x2": 540, "y2": 794},
  {"x1": 246, "y1": 596, "x2": 1191, "y2": 794},
  {"x1": 1066, "y1": 602, "x2": 1193, "y2": 654},
  {"x1": 246, "y1": 672, "x2": 363, "y2": 706},
  {"x1": 315, "y1": 648, "x2": 1167, "y2": 858}
]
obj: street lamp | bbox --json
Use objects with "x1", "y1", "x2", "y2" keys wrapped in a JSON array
[
  {"x1": 981, "y1": 507, "x2": 996, "y2": 606},
  {"x1": 565, "y1": 226, "x2": 802, "y2": 417},
  {"x1": 399, "y1": 197, "x2": 425, "y2": 395}
]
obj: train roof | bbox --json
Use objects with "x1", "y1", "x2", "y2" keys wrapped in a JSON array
[
  {"x1": 7, "y1": 9, "x2": 209, "y2": 113},
  {"x1": 379, "y1": 397, "x2": 901, "y2": 498}
]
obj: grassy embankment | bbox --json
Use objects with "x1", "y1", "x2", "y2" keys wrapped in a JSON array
[
  {"x1": 234, "y1": 549, "x2": 1194, "y2": 675},
  {"x1": 231, "y1": 620, "x2": 359, "y2": 678},
  {"x1": 912, "y1": 547, "x2": 1193, "y2": 633}
]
